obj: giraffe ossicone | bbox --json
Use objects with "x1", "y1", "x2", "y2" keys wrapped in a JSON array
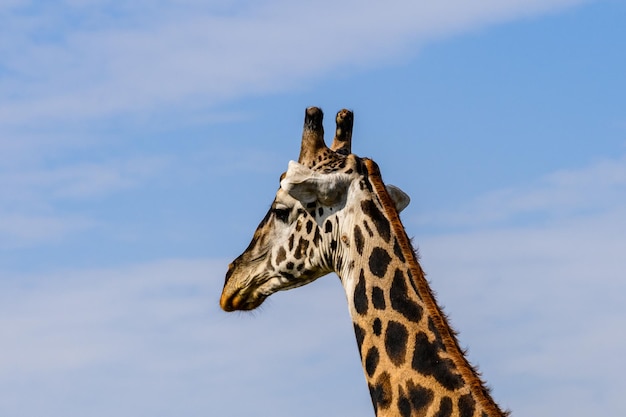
[{"x1": 220, "y1": 107, "x2": 508, "y2": 417}]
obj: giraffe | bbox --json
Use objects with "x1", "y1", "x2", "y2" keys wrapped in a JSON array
[{"x1": 220, "y1": 107, "x2": 509, "y2": 417}]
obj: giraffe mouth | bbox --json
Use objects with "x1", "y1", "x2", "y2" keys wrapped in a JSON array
[
  {"x1": 221, "y1": 256, "x2": 272, "y2": 312},
  {"x1": 220, "y1": 290, "x2": 267, "y2": 312},
  {"x1": 221, "y1": 251, "x2": 306, "y2": 312}
]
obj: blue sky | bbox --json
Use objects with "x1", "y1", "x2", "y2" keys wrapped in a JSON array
[{"x1": 1, "y1": 0, "x2": 625, "y2": 415}]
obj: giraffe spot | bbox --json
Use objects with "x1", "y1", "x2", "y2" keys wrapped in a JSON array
[
  {"x1": 390, "y1": 269, "x2": 423, "y2": 322},
  {"x1": 294, "y1": 237, "x2": 309, "y2": 260},
  {"x1": 428, "y1": 317, "x2": 446, "y2": 351},
  {"x1": 324, "y1": 220, "x2": 333, "y2": 233},
  {"x1": 458, "y1": 394, "x2": 476, "y2": 417},
  {"x1": 434, "y1": 397, "x2": 453, "y2": 417},
  {"x1": 393, "y1": 238, "x2": 405, "y2": 262},
  {"x1": 330, "y1": 239, "x2": 338, "y2": 251},
  {"x1": 405, "y1": 269, "x2": 423, "y2": 302},
  {"x1": 354, "y1": 270, "x2": 368, "y2": 315},
  {"x1": 365, "y1": 346, "x2": 380, "y2": 377},
  {"x1": 369, "y1": 247, "x2": 391, "y2": 278},
  {"x1": 306, "y1": 220, "x2": 314, "y2": 234},
  {"x1": 368, "y1": 371, "x2": 392, "y2": 411},
  {"x1": 373, "y1": 318, "x2": 382, "y2": 336},
  {"x1": 276, "y1": 247, "x2": 287, "y2": 264},
  {"x1": 385, "y1": 320, "x2": 409, "y2": 367},
  {"x1": 411, "y1": 332, "x2": 464, "y2": 391},
  {"x1": 281, "y1": 272, "x2": 295, "y2": 281},
  {"x1": 288, "y1": 234, "x2": 295, "y2": 251},
  {"x1": 398, "y1": 381, "x2": 434, "y2": 417},
  {"x1": 312, "y1": 227, "x2": 321, "y2": 246},
  {"x1": 361, "y1": 199, "x2": 391, "y2": 243},
  {"x1": 286, "y1": 262, "x2": 294, "y2": 270},
  {"x1": 372, "y1": 286, "x2": 386, "y2": 310},
  {"x1": 363, "y1": 221, "x2": 374, "y2": 237},
  {"x1": 407, "y1": 381, "x2": 434, "y2": 412},
  {"x1": 398, "y1": 394, "x2": 412, "y2": 417},
  {"x1": 353, "y1": 323, "x2": 365, "y2": 356},
  {"x1": 354, "y1": 225, "x2": 365, "y2": 255}
]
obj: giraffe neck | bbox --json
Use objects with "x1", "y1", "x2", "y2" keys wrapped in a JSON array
[{"x1": 336, "y1": 159, "x2": 506, "y2": 417}]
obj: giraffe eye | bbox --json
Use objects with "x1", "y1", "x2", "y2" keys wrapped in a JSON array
[{"x1": 272, "y1": 207, "x2": 290, "y2": 223}]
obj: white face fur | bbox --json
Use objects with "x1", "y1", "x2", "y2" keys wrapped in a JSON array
[{"x1": 220, "y1": 160, "x2": 409, "y2": 312}]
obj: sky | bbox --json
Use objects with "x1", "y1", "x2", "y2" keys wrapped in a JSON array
[{"x1": 1, "y1": 0, "x2": 625, "y2": 416}]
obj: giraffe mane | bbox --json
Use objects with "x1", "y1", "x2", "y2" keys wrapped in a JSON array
[{"x1": 362, "y1": 158, "x2": 510, "y2": 417}]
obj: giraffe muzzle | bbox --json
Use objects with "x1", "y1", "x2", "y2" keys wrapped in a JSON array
[{"x1": 220, "y1": 286, "x2": 266, "y2": 312}]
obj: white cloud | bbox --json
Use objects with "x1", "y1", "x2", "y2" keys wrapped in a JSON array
[
  {"x1": 0, "y1": 0, "x2": 592, "y2": 249},
  {"x1": 0, "y1": 259, "x2": 215, "y2": 374},
  {"x1": 1, "y1": 156, "x2": 169, "y2": 202},
  {"x1": 0, "y1": 137, "x2": 289, "y2": 248},
  {"x1": 0, "y1": 212, "x2": 93, "y2": 248},
  {"x1": 415, "y1": 154, "x2": 626, "y2": 229},
  {"x1": 0, "y1": 156, "x2": 171, "y2": 247},
  {"x1": 0, "y1": 0, "x2": 588, "y2": 125}
]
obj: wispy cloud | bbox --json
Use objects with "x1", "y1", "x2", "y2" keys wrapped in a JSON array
[
  {"x1": 415, "y1": 154, "x2": 626, "y2": 230},
  {"x1": 0, "y1": 212, "x2": 93, "y2": 248},
  {"x1": 0, "y1": 156, "x2": 169, "y2": 247},
  {"x1": 0, "y1": 0, "x2": 590, "y2": 249},
  {"x1": 2, "y1": 156, "x2": 169, "y2": 201},
  {"x1": 0, "y1": 0, "x2": 588, "y2": 125},
  {"x1": 0, "y1": 259, "x2": 217, "y2": 375}
]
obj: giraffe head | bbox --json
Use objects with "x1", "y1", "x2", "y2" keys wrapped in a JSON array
[{"x1": 220, "y1": 107, "x2": 409, "y2": 312}]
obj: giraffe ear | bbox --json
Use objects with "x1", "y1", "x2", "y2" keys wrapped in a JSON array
[
  {"x1": 386, "y1": 184, "x2": 410, "y2": 213},
  {"x1": 281, "y1": 161, "x2": 351, "y2": 206}
]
